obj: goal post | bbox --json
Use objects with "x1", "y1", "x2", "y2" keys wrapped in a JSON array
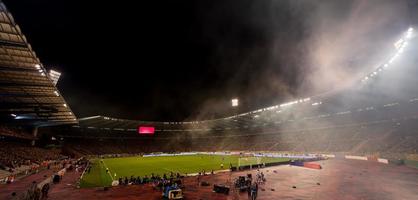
[{"x1": 237, "y1": 156, "x2": 262, "y2": 169}]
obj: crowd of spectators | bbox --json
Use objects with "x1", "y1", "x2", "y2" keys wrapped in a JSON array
[
  {"x1": 0, "y1": 141, "x2": 61, "y2": 170},
  {"x1": 55, "y1": 95, "x2": 418, "y2": 159},
  {"x1": 61, "y1": 116, "x2": 418, "y2": 160},
  {"x1": 0, "y1": 126, "x2": 35, "y2": 140}
]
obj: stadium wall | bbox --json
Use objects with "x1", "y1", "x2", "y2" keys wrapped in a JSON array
[
  {"x1": 232, "y1": 160, "x2": 291, "y2": 171},
  {"x1": 143, "y1": 152, "x2": 197, "y2": 157},
  {"x1": 344, "y1": 155, "x2": 390, "y2": 164},
  {"x1": 345, "y1": 155, "x2": 368, "y2": 160},
  {"x1": 377, "y1": 158, "x2": 389, "y2": 164},
  {"x1": 404, "y1": 160, "x2": 418, "y2": 169}
]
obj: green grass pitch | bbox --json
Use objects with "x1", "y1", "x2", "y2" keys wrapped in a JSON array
[{"x1": 79, "y1": 154, "x2": 289, "y2": 188}]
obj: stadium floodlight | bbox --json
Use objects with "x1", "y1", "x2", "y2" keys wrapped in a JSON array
[
  {"x1": 360, "y1": 27, "x2": 412, "y2": 85},
  {"x1": 312, "y1": 102, "x2": 322, "y2": 106},
  {"x1": 404, "y1": 27, "x2": 413, "y2": 39},
  {"x1": 406, "y1": 31, "x2": 413, "y2": 39},
  {"x1": 231, "y1": 98, "x2": 238, "y2": 107},
  {"x1": 389, "y1": 56, "x2": 395, "y2": 63},
  {"x1": 394, "y1": 38, "x2": 404, "y2": 49}
]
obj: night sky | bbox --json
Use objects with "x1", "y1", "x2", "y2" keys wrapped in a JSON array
[{"x1": 3, "y1": 0, "x2": 417, "y2": 121}]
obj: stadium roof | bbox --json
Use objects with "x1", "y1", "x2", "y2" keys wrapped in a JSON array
[
  {"x1": 0, "y1": 2, "x2": 76, "y2": 126},
  {"x1": 73, "y1": 27, "x2": 416, "y2": 132},
  {"x1": 75, "y1": 113, "x2": 279, "y2": 133},
  {"x1": 74, "y1": 27, "x2": 417, "y2": 132},
  {"x1": 74, "y1": 95, "x2": 418, "y2": 134}
]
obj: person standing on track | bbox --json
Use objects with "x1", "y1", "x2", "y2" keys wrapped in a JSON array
[
  {"x1": 41, "y1": 183, "x2": 49, "y2": 200},
  {"x1": 250, "y1": 182, "x2": 258, "y2": 200}
]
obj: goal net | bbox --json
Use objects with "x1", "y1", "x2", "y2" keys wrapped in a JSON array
[{"x1": 237, "y1": 156, "x2": 262, "y2": 169}]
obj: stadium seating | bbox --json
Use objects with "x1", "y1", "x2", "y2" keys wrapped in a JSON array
[
  {"x1": 0, "y1": 141, "x2": 61, "y2": 170},
  {"x1": 50, "y1": 93, "x2": 418, "y2": 162},
  {"x1": 59, "y1": 115, "x2": 418, "y2": 160},
  {"x1": 8, "y1": 61, "x2": 418, "y2": 162},
  {"x1": 0, "y1": 126, "x2": 35, "y2": 140}
]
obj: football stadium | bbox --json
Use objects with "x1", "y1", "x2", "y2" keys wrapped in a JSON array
[{"x1": 1, "y1": 0, "x2": 418, "y2": 199}]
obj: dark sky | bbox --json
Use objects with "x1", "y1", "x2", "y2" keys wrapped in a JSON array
[{"x1": 3, "y1": 0, "x2": 417, "y2": 121}]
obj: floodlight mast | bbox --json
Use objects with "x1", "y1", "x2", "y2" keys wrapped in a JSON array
[
  {"x1": 231, "y1": 98, "x2": 240, "y2": 122},
  {"x1": 232, "y1": 98, "x2": 239, "y2": 107}
]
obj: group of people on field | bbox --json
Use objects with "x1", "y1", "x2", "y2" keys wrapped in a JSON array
[{"x1": 118, "y1": 171, "x2": 182, "y2": 187}]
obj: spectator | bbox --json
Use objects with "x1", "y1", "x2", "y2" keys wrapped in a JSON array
[{"x1": 41, "y1": 183, "x2": 49, "y2": 199}]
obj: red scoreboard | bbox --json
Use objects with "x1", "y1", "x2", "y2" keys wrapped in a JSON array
[{"x1": 138, "y1": 126, "x2": 155, "y2": 135}]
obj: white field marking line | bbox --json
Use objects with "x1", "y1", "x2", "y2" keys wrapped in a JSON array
[
  {"x1": 79, "y1": 161, "x2": 90, "y2": 180},
  {"x1": 101, "y1": 159, "x2": 115, "y2": 181}
]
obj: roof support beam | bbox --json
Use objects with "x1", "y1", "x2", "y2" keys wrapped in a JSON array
[
  {"x1": 0, "y1": 81, "x2": 52, "y2": 87},
  {"x1": 0, "y1": 40, "x2": 27, "y2": 48}
]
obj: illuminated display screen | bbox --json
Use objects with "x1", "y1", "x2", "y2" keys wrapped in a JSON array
[{"x1": 138, "y1": 126, "x2": 155, "y2": 135}]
